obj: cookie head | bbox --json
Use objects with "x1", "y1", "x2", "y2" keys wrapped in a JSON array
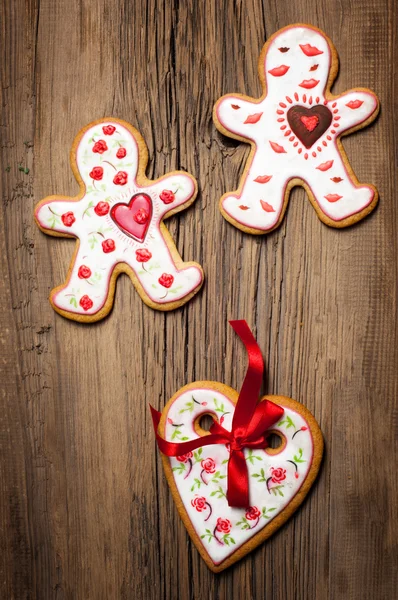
[
  {"x1": 263, "y1": 25, "x2": 332, "y2": 96},
  {"x1": 74, "y1": 121, "x2": 140, "y2": 190}
]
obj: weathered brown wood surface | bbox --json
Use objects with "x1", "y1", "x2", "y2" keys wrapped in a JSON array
[{"x1": 1, "y1": 1, "x2": 397, "y2": 598}]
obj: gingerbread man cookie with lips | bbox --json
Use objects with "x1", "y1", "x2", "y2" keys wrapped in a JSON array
[
  {"x1": 213, "y1": 24, "x2": 380, "y2": 234},
  {"x1": 34, "y1": 118, "x2": 203, "y2": 322}
]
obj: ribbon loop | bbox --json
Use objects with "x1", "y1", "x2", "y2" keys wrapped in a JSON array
[{"x1": 150, "y1": 320, "x2": 284, "y2": 508}]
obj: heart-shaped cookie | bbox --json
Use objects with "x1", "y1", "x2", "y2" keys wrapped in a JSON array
[
  {"x1": 110, "y1": 192, "x2": 153, "y2": 242},
  {"x1": 287, "y1": 105, "x2": 332, "y2": 148},
  {"x1": 156, "y1": 383, "x2": 323, "y2": 572}
]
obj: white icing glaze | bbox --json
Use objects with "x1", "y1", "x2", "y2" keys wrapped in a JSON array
[
  {"x1": 35, "y1": 120, "x2": 203, "y2": 316},
  {"x1": 215, "y1": 25, "x2": 378, "y2": 230},
  {"x1": 165, "y1": 389, "x2": 314, "y2": 566}
]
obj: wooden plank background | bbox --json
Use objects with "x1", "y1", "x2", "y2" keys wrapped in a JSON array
[{"x1": 1, "y1": 1, "x2": 397, "y2": 598}]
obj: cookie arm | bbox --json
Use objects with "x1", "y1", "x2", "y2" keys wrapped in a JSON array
[
  {"x1": 35, "y1": 198, "x2": 82, "y2": 236},
  {"x1": 214, "y1": 95, "x2": 264, "y2": 139},
  {"x1": 333, "y1": 90, "x2": 379, "y2": 134},
  {"x1": 149, "y1": 173, "x2": 197, "y2": 218}
]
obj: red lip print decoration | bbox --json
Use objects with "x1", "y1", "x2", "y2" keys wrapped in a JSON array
[
  {"x1": 269, "y1": 141, "x2": 286, "y2": 153},
  {"x1": 299, "y1": 43, "x2": 323, "y2": 56},
  {"x1": 299, "y1": 79, "x2": 320, "y2": 89},
  {"x1": 316, "y1": 160, "x2": 334, "y2": 171},
  {"x1": 231, "y1": 104, "x2": 240, "y2": 109},
  {"x1": 278, "y1": 47, "x2": 289, "y2": 52},
  {"x1": 268, "y1": 65, "x2": 290, "y2": 77},
  {"x1": 110, "y1": 193, "x2": 153, "y2": 242},
  {"x1": 331, "y1": 177, "x2": 343, "y2": 183},
  {"x1": 309, "y1": 64, "x2": 319, "y2": 71},
  {"x1": 324, "y1": 194, "x2": 342, "y2": 203},
  {"x1": 260, "y1": 200, "x2": 275, "y2": 212},
  {"x1": 346, "y1": 100, "x2": 364, "y2": 109},
  {"x1": 254, "y1": 175, "x2": 273, "y2": 183},
  {"x1": 244, "y1": 113, "x2": 263, "y2": 124},
  {"x1": 287, "y1": 105, "x2": 332, "y2": 148}
]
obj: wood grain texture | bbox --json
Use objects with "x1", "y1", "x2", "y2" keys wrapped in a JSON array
[{"x1": 0, "y1": 0, "x2": 397, "y2": 598}]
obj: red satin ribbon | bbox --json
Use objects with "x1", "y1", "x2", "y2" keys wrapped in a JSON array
[{"x1": 150, "y1": 320, "x2": 284, "y2": 508}]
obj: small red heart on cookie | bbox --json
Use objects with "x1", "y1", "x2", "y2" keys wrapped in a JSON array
[
  {"x1": 157, "y1": 386, "x2": 323, "y2": 572},
  {"x1": 110, "y1": 193, "x2": 152, "y2": 242},
  {"x1": 300, "y1": 115, "x2": 319, "y2": 132}
]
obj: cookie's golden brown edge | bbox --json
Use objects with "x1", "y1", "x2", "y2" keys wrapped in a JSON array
[
  {"x1": 33, "y1": 117, "x2": 204, "y2": 323},
  {"x1": 212, "y1": 23, "x2": 380, "y2": 235},
  {"x1": 158, "y1": 381, "x2": 324, "y2": 573}
]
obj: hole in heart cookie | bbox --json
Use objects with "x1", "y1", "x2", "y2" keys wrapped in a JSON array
[
  {"x1": 110, "y1": 192, "x2": 153, "y2": 242},
  {"x1": 265, "y1": 430, "x2": 287, "y2": 455},
  {"x1": 194, "y1": 412, "x2": 219, "y2": 436}
]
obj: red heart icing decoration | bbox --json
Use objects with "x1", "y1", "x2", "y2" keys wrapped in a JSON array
[
  {"x1": 110, "y1": 193, "x2": 153, "y2": 242},
  {"x1": 300, "y1": 115, "x2": 319, "y2": 132},
  {"x1": 287, "y1": 105, "x2": 332, "y2": 148}
]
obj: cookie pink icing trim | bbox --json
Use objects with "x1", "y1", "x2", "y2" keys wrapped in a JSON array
[
  {"x1": 164, "y1": 387, "x2": 314, "y2": 566},
  {"x1": 214, "y1": 24, "x2": 379, "y2": 231},
  {"x1": 34, "y1": 119, "x2": 203, "y2": 318}
]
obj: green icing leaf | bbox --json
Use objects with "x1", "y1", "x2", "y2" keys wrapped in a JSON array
[{"x1": 293, "y1": 448, "x2": 305, "y2": 463}]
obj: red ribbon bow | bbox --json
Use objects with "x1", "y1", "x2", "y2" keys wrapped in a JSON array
[{"x1": 150, "y1": 320, "x2": 284, "y2": 508}]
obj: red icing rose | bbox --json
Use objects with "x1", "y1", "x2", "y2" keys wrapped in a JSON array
[
  {"x1": 102, "y1": 125, "x2": 116, "y2": 135},
  {"x1": 92, "y1": 140, "x2": 108, "y2": 154},
  {"x1": 159, "y1": 189, "x2": 175, "y2": 204},
  {"x1": 158, "y1": 273, "x2": 174, "y2": 288},
  {"x1": 245, "y1": 506, "x2": 261, "y2": 521},
  {"x1": 113, "y1": 171, "x2": 128, "y2": 185},
  {"x1": 116, "y1": 147, "x2": 127, "y2": 159},
  {"x1": 61, "y1": 212, "x2": 75, "y2": 227},
  {"x1": 271, "y1": 467, "x2": 286, "y2": 483},
  {"x1": 102, "y1": 239, "x2": 115, "y2": 253},
  {"x1": 191, "y1": 497, "x2": 207, "y2": 512},
  {"x1": 201, "y1": 458, "x2": 216, "y2": 474},
  {"x1": 176, "y1": 452, "x2": 193, "y2": 463},
  {"x1": 79, "y1": 295, "x2": 93, "y2": 311},
  {"x1": 135, "y1": 248, "x2": 152, "y2": 263},
  {"x1": 216, "y1": 518, "x2": 231, "y2": 534},
  {"x1": 89, "y1": 166, "x2": 104, "y2": 181},
  {"x1": 78, "y1": 265, "x2": 92, "y2": 279},
  {"x1": 134, "y1": 208, "x2": 149, "y2": 224},
  {"x1": 94, "y1": 201, "x2": 110, "y2": 216}
]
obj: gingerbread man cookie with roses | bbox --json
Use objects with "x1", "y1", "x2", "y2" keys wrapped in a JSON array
[
  {"x1": 34, "y1": 118, "x2": 203, "y2": 321},
  {"x1": 213, "y1": 24, "x2": 380, "y2": 233},
  {"x1": 151, "y1": 321, "x2": 323, "y2": 572}
]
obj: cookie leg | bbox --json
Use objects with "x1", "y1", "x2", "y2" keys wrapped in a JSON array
[
  {"x1": 131, "y1": 226, "x2": 203, "y2": 306},
  {"x1": 221, "y1": 150, "x2": 288, "y2": 232},
  {"x1": 50, "y1": 238, "x2": 118, "y2": 318},
  {"x1": 305, "y1": 152, "x2": 376, "y2": 223}
]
